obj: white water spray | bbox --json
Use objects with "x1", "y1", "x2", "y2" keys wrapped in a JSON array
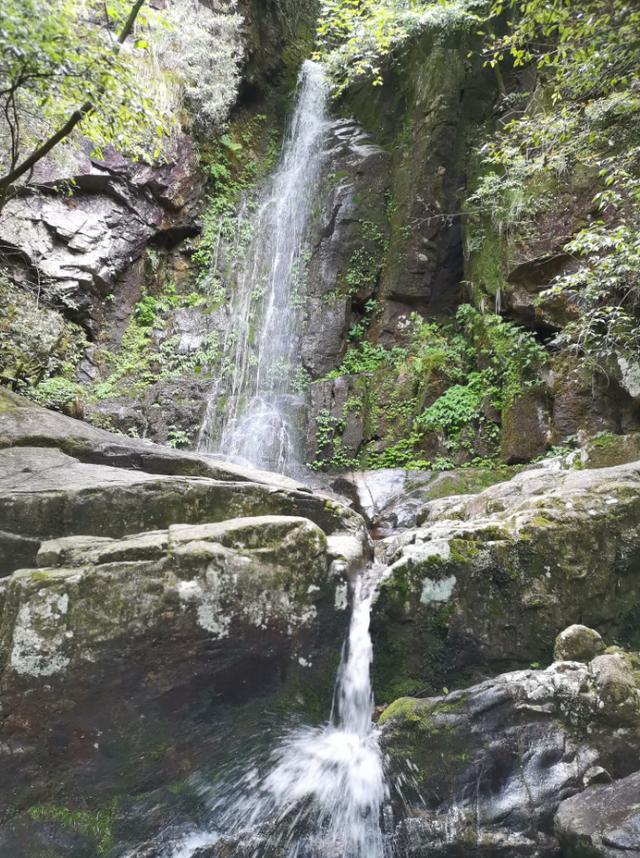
[
  {"x1": 171, "y1": 569, "x2": 387, "y2": 858},
  {"x1": 197, "y1": 61, "x2": 330, "y2": 473}
]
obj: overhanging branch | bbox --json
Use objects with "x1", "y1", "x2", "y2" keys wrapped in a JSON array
[{"x1": 0, "y1": 0, "x2": 146, "y2": 204}]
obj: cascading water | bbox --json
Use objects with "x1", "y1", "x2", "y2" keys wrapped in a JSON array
[
  {"x1": 170, "y1": 567, "x2": 388, "y2": 858},
  {"x1": 197, "y1": 60, "x2": 330, "y2": 473},
  {"x1": 181, "y1": 61, "x2": 389, "y2": 858}
]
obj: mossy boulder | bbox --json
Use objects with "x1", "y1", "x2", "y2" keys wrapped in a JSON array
[
  {"x1": 500, "y1": 386, "x2": 552, "y2": 463},
  {"x1": 554, "y1": 624, "x2": 606, "y2": 663},
  {"x1": 581, "y1": 432, "x2": 640, "y2": 469},
  {"x1": 0, "y1": 514, "x2": 360, "y2": 844},
  {"x1": 372, "y1": 460, "x2": 640, "y2": 700}
]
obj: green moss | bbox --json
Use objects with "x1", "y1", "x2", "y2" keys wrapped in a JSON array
[
  {"x1": 449, "y1": 539, "x2": 481, "y2": 563},
  {"x1": 27, "y1": 800, "x2": 118, "y2": 855},
  {"x1": 378, "y1": 696, "x2": 435, "y2": 728}
]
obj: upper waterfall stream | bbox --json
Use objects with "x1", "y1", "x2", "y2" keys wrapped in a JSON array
[
  {"x1": 171, "y1": 567, "x2": 388, "y2": 858},
  {"x1": 197, "y1": 60, "x2": 330, "y2": 473}
]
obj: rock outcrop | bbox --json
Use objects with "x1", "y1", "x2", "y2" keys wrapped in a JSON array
[
  {"x1": 0, "y1": 392, "x2": 366, "y2": 854},
  {"x1": 381, "y1": 649, "x2": 640, "y2": 857},
  {"x1": 371, "y1": 459, "x2": 640, "y2": 700},
  {"x1": 0, "y1": 139, "x2": 203, "y2": 333}
]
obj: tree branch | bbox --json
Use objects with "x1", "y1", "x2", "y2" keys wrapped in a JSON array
[
  {"x1": 0, "y1": 0, "x2": 146, "y2": 205},
  {"x1": 118, "y1": 0, "x2": 145, "y2": 44}
]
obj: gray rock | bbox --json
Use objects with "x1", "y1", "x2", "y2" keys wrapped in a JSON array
[
  {"x1": 0, "y1": 387, "x2": 305, "y2": 487},
  {"x1": 372, "y1": 460, "x2": 640, "y2": 695},
  {"x1": 381, "y1": 658, "x2": 640, "y2": 857},
  {"x1": 301, "y1": 119, "x2": 391, "y2": 379},
  {"x1": 0, "y1": 391, "x2": 366, "y2": 574},
  {"x1": 0, "y1": 136, "x2": 202, "y2": 331},
  {"x1": 554, "y1": 624, "x2": 606, "y2": 662},
  {"x1": 0, "y1": 394, "x2": 367, "y2": 850},
  {"x1": 556, "y1": 770, "x2": 640, "y2": 858},
  {"x1": 330, "y1": 467, "x2": 518, "y2": 532}
]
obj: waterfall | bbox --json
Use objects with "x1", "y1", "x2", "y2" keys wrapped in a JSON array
[
  {"x1": 197, "y1": 60, "x2": 330, "y2": 473},
  {"x1": 170, "y1": 566, "x2": 388, "y2": 858}
]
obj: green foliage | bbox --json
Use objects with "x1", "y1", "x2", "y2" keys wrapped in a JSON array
[
  {"x1": 307, "y1": 409, "x2": 360, "y2": 471},
  {"x1": 30, "y1": 377, "x2": 84, "y2": 412},
  {"x1": 309, "y1": 305, "x2": 546, "y2": 470},
  {"x1": 0, "y1": 280, "x2": 87, "y2": 390},
  {"x1": 326, "y1": 341, "x2": 408, "y2": 378},
  {"x1": 348, "y1": 298, "x2": 381, "y2": 340},
  {"x1": 167, "y1": 428, "x2": 191, "y2": 448},
  {"x1": 484, "y1": 0, "x2": 640, "y2": 102},
  {"x1": 417, "y1": 376, "x2": 486, "y2": 435},
  {"x1": 469, "y1": 1, "x2": 640, "y2": 378},
  {"x1": 193, "y1": 116, "x2": 279, "y2": 291},
  {"x1": 0, "y1": 0, "x2": 170, "y2": 190},
  {"x1": 315, "y1": 0, "x2": 482, "y2": 96},
  {"x1": 545, "y1": 223, "x2": 640, "y2": 370},
  {"x1": 135, "y1": 294, "x2": 162, "y2": 326}
]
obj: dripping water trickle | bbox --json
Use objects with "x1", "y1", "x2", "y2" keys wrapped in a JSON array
[
  {"x1": 171, "y1": 565, "x2": 388, "y2": 858},
  {"x1": 197, "y1": 60, "x2": 330, "y2": 474}
]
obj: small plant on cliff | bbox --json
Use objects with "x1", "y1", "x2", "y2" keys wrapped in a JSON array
[
  {"x1": 28, "y1": 801, "x2": 118, "y2": 855},
  {"x1": 326, "y1": 341, "x2": 408, "y2": 378}
]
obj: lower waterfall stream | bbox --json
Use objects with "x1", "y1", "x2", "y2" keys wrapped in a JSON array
[{"x1": 170, "y1": 567, "x2": 388, "y2": 858}]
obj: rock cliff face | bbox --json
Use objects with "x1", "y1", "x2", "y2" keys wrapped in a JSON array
[
  {"x1": 0, "y1": 138, "x2": 203, "y2": 333},
  {"x1": 0, "y1": 0, "x2": 320, "y2": 448}
]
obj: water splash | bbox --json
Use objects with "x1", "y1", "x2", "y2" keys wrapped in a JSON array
[
  {"x1": 171, "y1": 569, "x2": 388, "y2": 858},
  {"x1": 197, "y1": 60, "x2": 330, "y2": 473}
]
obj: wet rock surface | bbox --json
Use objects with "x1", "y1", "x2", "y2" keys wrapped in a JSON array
[
  {"x1": 555, "y1": 770, "x2": 640, "y2": 858},
  {"x1": 381, "y1": 653, "x2": 640, "y2": 857}
]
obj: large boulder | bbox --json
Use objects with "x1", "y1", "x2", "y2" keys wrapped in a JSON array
[
  {"x1": 380, "y1": 651, "x2": 640, "y2": 857},
  {"x1": 372, "y1": 460, "x2": 640, "y2": 700},
  {"x1": 0, "y1": 393, "x2": 367, "y2": 854},
  {"x1": 0, "y1": 516, "x2": 355, "y2": 810}
]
